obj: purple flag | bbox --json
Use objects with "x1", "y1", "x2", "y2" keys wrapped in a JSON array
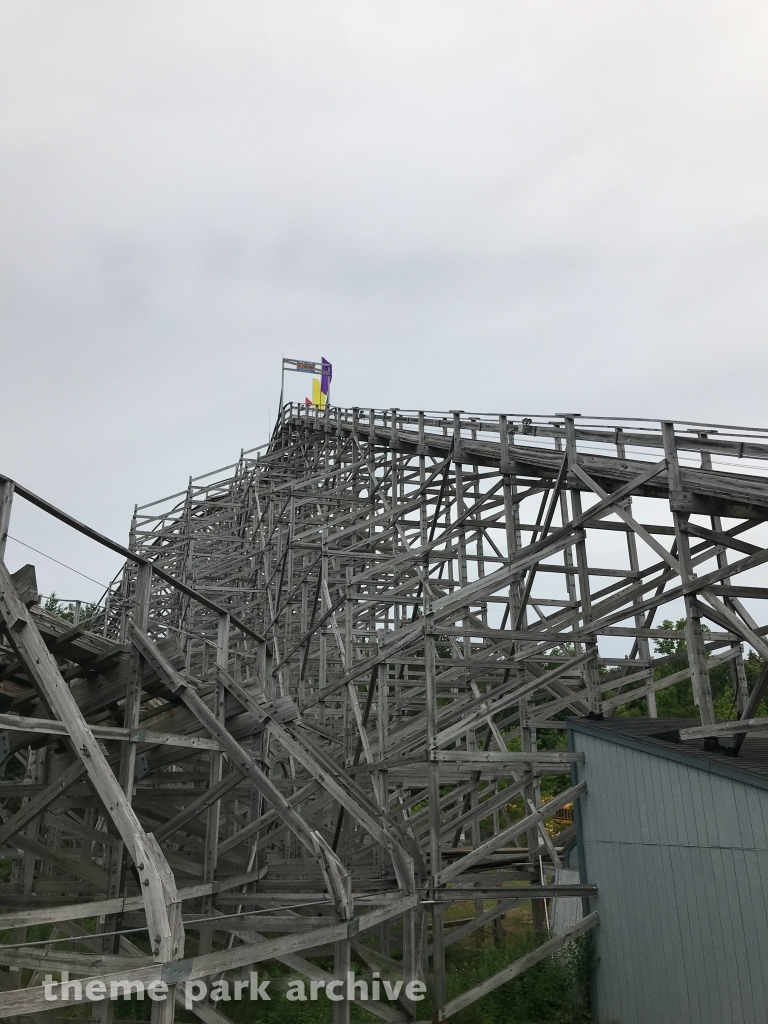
[{"x1": 320, "y1": 357, "x2": 332, "y2": 396}]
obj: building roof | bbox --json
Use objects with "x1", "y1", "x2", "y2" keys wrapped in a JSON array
[{"x1": 568, "y1": 716, "x2": 768, "y2": 791}]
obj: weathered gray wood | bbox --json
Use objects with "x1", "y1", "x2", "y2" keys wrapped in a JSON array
[
  {"x1": 131, "y1": 625, "x2": 354, "y2": 920},
  {"x1": 439, "y1": 781, "x2": 586, "y2": 884},
  {"x1": 0, "y1": 711, "x2": 219, "y2": 749},
  {"x1": 6, "y1": 401, "x2": 768, "y2": 1017},
  {"x1": 679, "y1": 718, "x2": 768, "y2": 740},
  {"x1": 0, "y1": 479, "x2": 12, "y2": 561},
  {"x1": 0, "y1": 560, "x2": 182, "y2": 964},
  {"x1": 661, "y1": 422, "x2": 716, "y2": 724}
]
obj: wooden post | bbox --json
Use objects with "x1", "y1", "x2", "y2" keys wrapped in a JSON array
[
  {"x1": 199, "y1": 611, "x2": 229, "y2": 955},
  {"x1": 564, "y1": 417, "x2": 601, "y2": 713},
  {"x1": 699, "y1": 435, "x2": 749, "y2": 714},
  {"x1": 616, "y1": 429, "x2": 656, "y2": 716},
  {"x1": 521, "y1": 697, "x2": 548, "y2": 936},
  {"x1": 98, "y1": 560, "x2": 153, "y2": 1024},
  {"x1": 0, "y1": 478, "x2": 13, "y2": 561},
  {"x1": 662, "y1": 422, "x2": 716, "y2": 725},
  {"x1": 424, "y1": 611, "x2": 446, "y2": 1015}
]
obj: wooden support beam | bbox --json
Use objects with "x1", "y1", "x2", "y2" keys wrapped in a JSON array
[
  {"x1": 130, "y1": 625, "x2": 354, "y2": 921},
  {"x1": 0, "y1": 560, "x2": 183, "y2": 965},
  {"x1": 0, "y1": 479, "x2": 13, "y2": 561},
  {"x1": 5, "y1": 403, "x2": 768, "y2": 1023}
]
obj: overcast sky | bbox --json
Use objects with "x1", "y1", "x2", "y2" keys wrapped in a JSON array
[{"x1": 1, "y1": 1, "x2": 767, "y2": 598}]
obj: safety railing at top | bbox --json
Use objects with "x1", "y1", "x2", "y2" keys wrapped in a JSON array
[{"x1": 278, "y1": 402, "x2": 768, "y2": 479}]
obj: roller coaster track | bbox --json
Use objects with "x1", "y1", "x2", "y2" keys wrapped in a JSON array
[{"x1": 1, "y1": 405, "x2": 767, "y2": 1020}]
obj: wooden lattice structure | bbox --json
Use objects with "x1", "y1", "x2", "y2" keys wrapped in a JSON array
[{"x1": 2, "y1": 404, "x2": 768, "y2": 1022}]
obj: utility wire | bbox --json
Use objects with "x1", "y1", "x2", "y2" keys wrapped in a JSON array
[
  {"x1": 0, "y1": 887, "x2": 401, "y2": 952},
  {"x1": 6, "y1": 536, "x2": 110, "y2": 590},
  {"x1": 0, "y1": 899, "x2": 335, "y2": 950}
]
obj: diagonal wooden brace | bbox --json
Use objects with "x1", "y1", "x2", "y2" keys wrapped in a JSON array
[
  {"x1": 0, "y1": 560, "x2": 183, "y2": 963},
  {"x1": 131, "y1": 624, "x2": 355, "y2": 920}
]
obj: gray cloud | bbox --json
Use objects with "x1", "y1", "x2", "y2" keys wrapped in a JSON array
[{"x1": 1, "y1": 0, "x2": 767, "y2": 597}]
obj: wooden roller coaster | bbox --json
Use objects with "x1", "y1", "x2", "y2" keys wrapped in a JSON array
[{"x1": 1, "y1": 403, "x2": 767, "y2": 1021}]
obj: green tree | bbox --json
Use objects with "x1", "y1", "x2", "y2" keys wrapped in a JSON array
[
  {"x1": 43, "y1": 592, "x2": 99, "y2": 626},
  {"x1": 615, "y1": 617, "x2": 767, "y2": 720}
]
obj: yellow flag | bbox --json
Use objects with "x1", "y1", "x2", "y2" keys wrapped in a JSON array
[{"x1": 312, "y1": 378, "x2": 326, "y2": 409}]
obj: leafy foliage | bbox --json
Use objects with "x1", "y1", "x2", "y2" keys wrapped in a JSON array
[
  {"x1": 43, "y1": 592, "x2": 99, "y2": 626},
  {"x1": 611, "y1": 618, "x2": 767, "y2": 720}
]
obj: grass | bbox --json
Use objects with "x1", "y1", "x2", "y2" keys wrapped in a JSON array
[
  {"x1": 228, "y1": 937, "x2": 592, "y2": 1024},
  {"x1": 226, "y1": 907, "x2": 593, "y2": 1024},
  {"x1": 41, "y1": 900, "x2": 593, "y2": 1024},
  {"x1": 440, "y1": 933, "x2": 594, "y2": 1024}
]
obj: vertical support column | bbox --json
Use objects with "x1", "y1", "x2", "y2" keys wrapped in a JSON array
[
  {"x1": 345, "y1": 566, "x2": 354, "y2": 672},
  {"x1": 342, "y1": 566, "x2": 354, "y2": 860},
  {"x1": 661, "y1": 423, "x2": 716, "y2": 725},
  {"x1": 120, "y1": 510, "x2": 139, "y2": 643},
  {"x1": 284, "y1": 490, "x2": 296, "y2": 700},
  {"x1": 178, "y1": 480, "x2": 195, "y2": 664},
  {"x1": 120, "y1": 563, "x2": 152, "y2": 795},
  {"x1": 319, "y1": 533, "x2": 328, "y2": 725},
  {"x1": 300, "y1": 555, "x2": 309, "y2": 706},
  {"x1": 333, "y1": 934, "x2": 352, "y2": 1024},
  {"x1": 466, "y1": 724, "x2": 484, "y2": 932},
  {"x1": 699, "y1": 436, "x2": 749, "y2": 714},
  {"x1": 452, "y1": 414, "x2": 479, "y2": 934},
  {"x1": 564, "y1": 418, "x2": 601, "y2": 713},
  {"x1": 200, "y1": 611, "x2": 230, "y2": 955},
  {"x1": 418, "y1": 412, "x2": 427, "y2": 547},
  {"x1": 390, "y1": 408, "x2": 399, "y2": 451},
  {"x1": 472, "y1": 465, "x2": 488, "y2": 624},
  {"x1": 0, "y1": 478, "x2": 13, "y2": 560},
  {"x1": 500, "y1": 417, "x2": 523, "y2": 629},
  {"x1": 452, "y1": 413, "x2": 469, "y2": 589},
  {"x1": 401, "y1": 901, "x2": 419, "y2": 1019},
  {"x1": 376, "y1": 634, "x2": 391, "y2": 957},
  {"x1": 11, "y1": 746, "x2": 47, "y2": 984},
  {"x1": 521, "y1": 697, "x2": 547, "y2": 936},
  {"x1": 98, "y1": 562, "x2": 152, "y2": 1024},
  {"x1": 151, "y1": 578, "x2": 181, "y2": 1024},
  {"x1": 424, "y1": 610, "x2": 446, "y2": 1015},
  {"x1": 616, "y1": 430, "x2": 656, "y2": 716},
  {"x1": 351, "y1": 408, "x2": 361, "y2": 529},
  {"x1": 368, "y1": 409, "x2": 378, "y2": 556},
  {"x1": 334, "y1": 541, "x2": 353, "y2": 1024},
  {"x1": 553, "y1": 434, "x2": 578, "y2": 617},
  {"x1": 729, "y1": 645, "x2": 750, "y2": 716}
]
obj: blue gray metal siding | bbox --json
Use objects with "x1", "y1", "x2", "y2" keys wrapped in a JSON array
[{"x1": 572, "y1": 729, "x2": 768, "y2": 1024}]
